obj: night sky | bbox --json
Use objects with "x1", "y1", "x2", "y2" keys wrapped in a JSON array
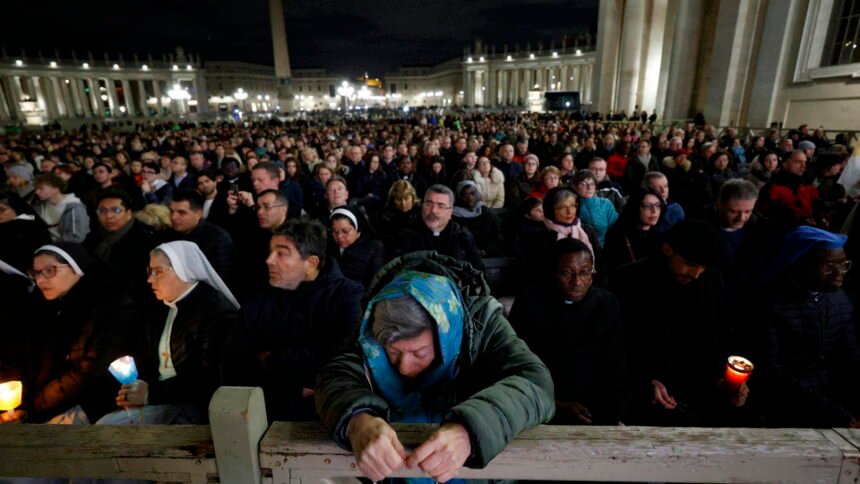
[{"x1": 3, "y1": 0, "x2": 598, "y2": 77}]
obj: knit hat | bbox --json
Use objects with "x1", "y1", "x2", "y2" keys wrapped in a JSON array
[
  {"x1": 6, "y1": 165, "x2": 33, "y2": 181},
  {"x1": 664, "y1": 220, "x2": 722, "y2": 267},
  {"x1": 798, "y1": 140, "x2": 816, "y2": 151}
]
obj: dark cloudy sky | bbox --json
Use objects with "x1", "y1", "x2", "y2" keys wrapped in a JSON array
[{"x1": 2, "y1": 0, "x2": 597, "y2": 76}]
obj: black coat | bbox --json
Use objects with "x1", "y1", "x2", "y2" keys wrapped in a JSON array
[
  {"x1": 26, "y1": 273, "x2": 142, "y2": 423},
  {"x1": 0, "y1": 217, "x2": 51, "y2": 273},
  {"x1": 392, "y1": 220, "x2": 485, "y2": 270},
  {"x1": 453, "y1": 207, "x2": 504, "y2": 257},
  {"x1": 328, "y1": 234, "x2": 386, "y2": 288},
  {"x1": 84, "y1": 219, "x2": 157, "y2": 304},
  {"x1": 610, "y1": 256, "x2": 732, "y2": 426},
  {"x1": 755, "y1": 279, "x2": 860, "y2": 427},
  {"x1": 161, "y1": 220, "x2": 235, "y2": 286},
  {"x1": 510, "y1": 285, "x2": 632, "y2": 424},
  {"x1": 142, "y1": 283, "x2": 238, "y2": 413},
  {"x1": 0, "y1": 272, "x2": 33, "y2": 382},
  {"x1": 223, "y1": 260, "x2": 363, "y2": 421}
]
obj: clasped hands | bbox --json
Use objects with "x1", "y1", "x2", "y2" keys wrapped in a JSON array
[{"x1": 346, "y1": 412, "x2": 471, "y2": 483}]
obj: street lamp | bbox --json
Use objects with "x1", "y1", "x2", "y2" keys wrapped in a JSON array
[
  {"x1": 336, "y1": 81, "x2": 354, "y2": 111},
  {"x1": 233, "y1": 87, "x2": 248, "y2": 112},
  {"x1": 168, "y1": 83, "x2": 191, "y2": 114}
]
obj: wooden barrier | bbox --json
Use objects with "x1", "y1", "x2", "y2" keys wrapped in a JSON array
[
  {"x1": 259, "y1": 422, "x2": 860, "y2": 484},
  {"x1": 1, "y1": 388, "x2": 859, "y2": 484},
  {"x1": 0, "y1": 424, "x2": 216, "y2": 483}
]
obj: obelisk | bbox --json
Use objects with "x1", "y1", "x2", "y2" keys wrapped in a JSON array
[{"x1": 269, "y1": 0, "x2": 293, "y2": 113}]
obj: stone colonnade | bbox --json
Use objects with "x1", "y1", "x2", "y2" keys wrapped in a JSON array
[
  {"x1": 462, "y1": 51, "x2": 596, "y2": 108},
  {"x1": 0, "y1": 60, "x2": 208, "y2": 124}
]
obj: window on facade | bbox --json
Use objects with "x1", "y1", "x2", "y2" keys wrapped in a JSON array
[
  {"x1": 329, "y1": 84, "x2": 335, "y2": 97},
  {"x1": 391, "y1": 83, "x2": 397, "y2": 94},
  {"x1": 299, "y1": 85, "x2": 303, "y2": 92},
  {"x1": 824, "y1": 0, "x2": 860, "y2": 66},
  {"x1": 405, "y1": 83, "x2": 408, "y2": 90}
]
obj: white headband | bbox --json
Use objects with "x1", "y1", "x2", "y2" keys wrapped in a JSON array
[
  {"x1": 330, "y1": 207, "x2": 359, "y2": 229},
  {"x1": 35, "y1": 245, "x2": 85, "y2": 276}
]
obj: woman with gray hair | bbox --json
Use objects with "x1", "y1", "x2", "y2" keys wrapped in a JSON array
[{"x1": 315, "y1": 252, "x2": 554, "y2": 483}]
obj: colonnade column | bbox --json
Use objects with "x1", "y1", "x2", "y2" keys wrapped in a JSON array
[
  {"x1": 121, "y1": 79, "x2": 134, "y2": 115},
  {"x1": 137, "y1": 80, "x2": 148, "y2": 115},
  {"x1": 663, "y1": 0, "x2": 705, "y2": 120},
  {"x1": 0, "y1": 78, "x2": 12, "y2": 120},
  {"x1": 486, "y1": 68, "x2": 496, "y2": 108},
  {"x1": 153, "y1": 80, "x2": 163, "y2": 114},
  {"x1": 70, "y1": 79, "x2": 88, "y2": 117},
  {"x1": 107, "y1": 79, "x2": 121, "y2": 115}
]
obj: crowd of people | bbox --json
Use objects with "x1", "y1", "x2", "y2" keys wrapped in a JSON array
[{"x1": 1, "y1": 111, "x2": 859, "y2": 480}]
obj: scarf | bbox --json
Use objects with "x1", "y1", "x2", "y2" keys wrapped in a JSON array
[
  {"x1": 93, "y1": 219, "x2": 135, "y2": 262},
  {"x1": 358, "y1": 271, "x2": 464, "y2": 423},
  {"x1": 544, "y1": 218, "x2": 595, "y2": 256}
]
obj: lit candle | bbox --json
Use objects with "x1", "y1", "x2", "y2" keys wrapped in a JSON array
[
  {"x1": 0, "y1": 381, "x2": 22, "y2": 412},
  {"x1": 109, "y1": 356, "x2": 138, "y2": 385},
  {"x1": 724, "y1": 356, "x2": 754, "y2": 393}
]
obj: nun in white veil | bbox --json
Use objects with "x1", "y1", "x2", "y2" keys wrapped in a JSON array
[{"x1": 98, "y1": 240, "x2": 240, "y2": 425}]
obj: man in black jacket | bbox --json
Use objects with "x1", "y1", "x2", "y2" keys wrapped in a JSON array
[
  {"x1": 392, "y1": 184, "x2": 484, "y2": 270},
  {"x1": 161, "y1": 189, "x2": 234, "y2": 285},
  {"x1": 511, "y1": 238, "x2": 631, "y2": 425},
  {"x1": 611, "y1": 220, "x2": 748, "y2": 426},
  {"x1": 84, "y1": 189, "x2": 157, "y2": 305},
  {"x1": 224, "y1": 219, "x2": 362, "y2": 421}
]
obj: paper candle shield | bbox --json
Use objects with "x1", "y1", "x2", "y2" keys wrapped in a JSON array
[
  {"x1": 0, "y1": 381, "x2": 23, "y2": 411},
  {"x1": 109, "y1": 356, "x2": 138, "y2": 385}
]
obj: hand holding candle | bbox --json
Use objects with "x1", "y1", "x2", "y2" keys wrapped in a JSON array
[
  {"x1": 108, "y1": 356, "x2": 138, "y2": 385},
  {"x1": 724, "y1": 356, "x2": 754, "y2": 394}
]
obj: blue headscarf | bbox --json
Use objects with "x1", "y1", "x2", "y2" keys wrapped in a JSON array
[
  {"x1": 757, "y1": 226, "x2": 847, "y2": 286},
  {"x1": 358, "y1": 270, "x2": 464, "y2": 423}
]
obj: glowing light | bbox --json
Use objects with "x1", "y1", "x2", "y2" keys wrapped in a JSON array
[
  {"x1": 142, "y1": 65, "x2": 149, "y2": 71},
  {"x1": 506, "y1": 55, "x2": 512, "y2": 61},
  {"x1": 82, "y1": 62, "x2": 90, "y2": 69},
  {"x1": 14, "y1": 59, "x2": 23, "y2": 67},
  {"x1": 49, "y1": 61, "x2": 57, "y2": 68},
  {"x1": 108, "y1": 356, "x2": 138, "y2": 385},
  {"x1": 0, "y1": 381, "x2": 22, "y2": 411},
  {"x1": 467, "y1": 57, "x2": 473, "y2": 63},
  {"x1": 552, "y1": 52, "x2": 559, "y2": 58},
  {"x1": 529, "y1": 53, "x2": 535, "y2": 60},
  {"x1": 172, "y1": 65, "x2": 179, "y2": 70},
  {"x1": 113, "y1": 64, "x2": 120, "y2": 70}
]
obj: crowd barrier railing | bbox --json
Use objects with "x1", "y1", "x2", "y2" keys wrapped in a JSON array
[{"x1": 1, "y1": 387, "x2": 858, "y2": 483}]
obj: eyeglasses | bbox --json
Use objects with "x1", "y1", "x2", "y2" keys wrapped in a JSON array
[
  {"x1": 142, "y1": 169, "x2": 157, "y2": 175},
  {"x1": 556, "y1": 267, "x2": 596, "y2": 282},
  {"x1": 422, "y1": 200, "x2": 452, "y2": 210},
  {"x1": 28, "y1": 264, "x2": 70, "y2": 280},
  {"x1": 576, "y1": 181, "x2": 596, "y2": 188},
  {"x1": 146, "y1": 266, "x2": 174, "y2": 278},
  {"x1": 640, "y1": 202, "x2": 662, "y2": 211},
  {"x1": 254, "y1": 203, "x2": 286, "y2": 212},
  {"x1": 821, "y1": 260, "x2": 852, "y2": 275},
  {"x1": 97, "y1": 206, "x2": 127, "y2": 216}
]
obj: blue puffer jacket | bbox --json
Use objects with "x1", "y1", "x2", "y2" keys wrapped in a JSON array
[
  {"x1": 758, "y1": 279, "x2": 860, "y2": 427},
  {"x1": 578, "y1": 196, "x2": 618, "y2": 247}
]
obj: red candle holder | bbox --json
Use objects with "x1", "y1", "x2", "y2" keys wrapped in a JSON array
[{"x1": 724, "y1": 356, "x2": 753, "y2": 393}]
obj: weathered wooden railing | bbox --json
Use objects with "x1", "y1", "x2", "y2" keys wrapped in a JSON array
[{"x1": 1, "y1": 387, "x2": 858, "y2": 483}]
